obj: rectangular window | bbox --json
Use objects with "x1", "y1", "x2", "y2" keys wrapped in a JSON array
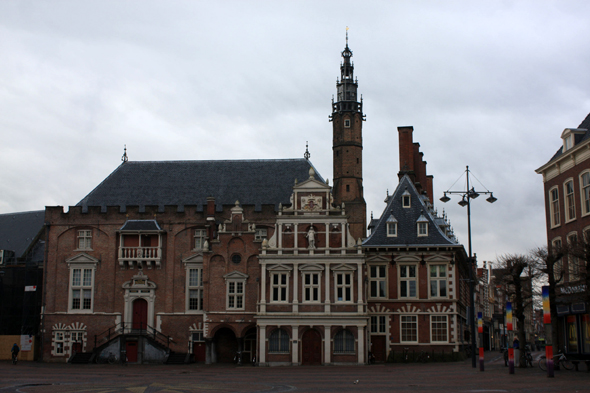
[
  {"x1": 400, "y1": 265, "x2": 417, "y2": 298},
  {"x1": 369, "y1": 265, "x2": 386, "y2": 298},
  {"x1": 401, "y1": 315, "x2": 418, "y2": 342},
  {"x1": 581, "y1": 172, "x2": 590, "y2": 216},
  {"x1": 565, "y1": 181, "x2": 576, "y2": 221},
  {"x1": 430, "y1": 265, "x2": 447, "y2": 298},
  {"x1": 55, "y1": 332, "x2": 64, "y2": 355},
  {"x1": 194, "y1": 229, "x2": 206, "y2": 250},
  {"x1": 271, "y1": 272, "x2": 288, "y2": 302},
  {"x1": 303, "y1": 272, "x2": 320, "y2": 302},
  {"x1": 371, "y1": 315, "x2": 387, "y2": 333},
  {"x1": 335, "y1": 272, "x2": 352, "y2": 302},
  {"x1": 227, "y1": 281, "x2": 244, "y2": 309},
  {"x1": 71, "y1": 268, "x2": 93, "y2": 310},
  {"x1": 553, "y1": 238, "x2": 563, "y2": 283},
  {"x1": 188, "y1": 268, "x2": 203, "y2": 310},
  {"x1": 431, "y1": 315, "x2": 448, "y2": 342},
  {"x1": 550, "y1": 188, "x2": 560, "y2": 227},
  {"x1": 387, "y1": 222, "x2": 397, "y2": 237},
  {"x1": 418, "y1": 222, "x2": 428, "y2": 236},
  {"x1": 77, "y1": 230, "x2": 92, "y2": 250},
  {"x1": 403, "y1": 195, "x2": 411, "y2": 208},
  {"x1": 255, "y1": 228, "x2": 268, "y2": 241},
  {"x1": 568, "y1": 234, "x2": 580, "y2": 282},
  {"x1": 567, "y1": 315, "x2": 579, "y2": 353}
]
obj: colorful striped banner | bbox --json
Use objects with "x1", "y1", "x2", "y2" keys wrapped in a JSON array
[
  {"x1": 506, "y1": 302, "x2": 513, "y2": 331},
  {"x1": 478, "y1": 312, "x2": 483, "y2": 334},
  {"x1": 542, "y1": 286, "x2": 551, "y2": 324}
]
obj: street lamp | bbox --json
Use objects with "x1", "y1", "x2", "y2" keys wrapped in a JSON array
[{"x1": 440, "y1": 165, "x2": 496, "y2": 368}]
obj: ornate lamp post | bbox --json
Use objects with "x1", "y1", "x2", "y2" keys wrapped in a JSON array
[{"x1": 440, "y1": 165, "x2": 496, "y2": 368}]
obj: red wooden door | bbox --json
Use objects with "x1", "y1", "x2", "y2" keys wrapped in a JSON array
[
  {"x1": 132, "y1": 299, "x2": 148, "y2": 330},
  {"x1": 193, "y1": 342, "x2": 206, "y2": 362},
  {"x1": 72, "y1": 342, "x2": 82, "y2": 353},
  {"x1": 371, "y1": 335, "x2": 387, "y2": 362},
  {"x1": 126, "y1": 341, "x2": 138, "y2": 363},
  {"x1": 302, "y1": 329, "x2": 322, "y2": 365}
]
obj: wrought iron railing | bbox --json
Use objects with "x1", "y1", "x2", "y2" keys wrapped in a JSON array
[{"x1": 94, "y1": 322, "x2": 171, "y2": 350}]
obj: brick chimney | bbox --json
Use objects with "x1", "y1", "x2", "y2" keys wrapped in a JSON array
[{"x1": 398, "y1": 126, "x2": 416, "y2": 183}]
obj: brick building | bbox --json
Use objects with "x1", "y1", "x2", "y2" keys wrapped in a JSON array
[
  {"x1": 362, "y1": 126, "x2": 470, "y2": 362},
  {"x1": 535, "y1": 112, "x2": 590, "y2": 357},
  {"x1": 41, "y1": 38, "x2": 370, "y2": 365}
]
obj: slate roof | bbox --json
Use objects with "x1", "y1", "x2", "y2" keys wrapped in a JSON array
[
  {"x1": 120, "y1": 220, "x2": 162, "y2": 232},
  {"x1": 546, "y1": 112, "x2": 590, "y2": 163},
  {"x1": 77, "y1": 159, "x2": 324, "y2": 211},
  {"x1": 363, "y1": 175, "x2": 458, "y2": 248},
  {"x1": 0, "y1": 210, "x2": 45, "y2": 258}
]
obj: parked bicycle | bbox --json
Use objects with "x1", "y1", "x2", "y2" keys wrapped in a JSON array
[
  {"x1": 97, "y1": 352, "x2": 117, "y2": 364},
  {"x1": 402, "y1": 347, "x2": 410, "y2": 363},
  {"x1": 538, "y1": 351, "x2": 573, "y2": 371},
  {"x1": 234, "y1": 350, "x2": 242, "y2": 365}
]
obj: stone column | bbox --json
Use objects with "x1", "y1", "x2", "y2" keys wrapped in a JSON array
[
  {"x1": 294, "y1": 223, "x2": 298, "y2": 252},
  {"x1": 291, "y1": 325, "x2": 299, "y2": 365},
  {"x1": 357, "y1": 325, "x2": 365, "y2": 364},
  {"x1": 324, "y1": 266, "x2": 331, "y2": 312},
  {"x1": 259, "y1": 325, "x2": 266, "y2": 365},
  {"x1": 357, "y1": 262, "x2": 363, "y2": 313},
  {"x1": 205, "y1": 338, "x2": 212, "y2": 364},
  {"x1": 324, "y1": 325, "x2": 331, "y2": 365},
  {"x1": 293, "y1": 266, "x2": 299, "y2": 313},
  {"x1": 260, "y1": 263, "x2": 267, "y2": 313}
]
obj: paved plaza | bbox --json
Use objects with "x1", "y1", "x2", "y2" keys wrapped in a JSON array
[{"x1": 1, "y1": 353, "x2": 588, "y2": 392}]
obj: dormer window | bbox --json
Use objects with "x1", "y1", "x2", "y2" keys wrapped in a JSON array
[
  {"x1": 386, "y1": 214, "x2": 398, "y2": 237},
  {"x1": 402, "y1": 190, "x2": 411, "y2": 208},
  {"x1": 564, "y1": 135, "x2": 573, "y2": 151},
  {"x1": 416, "y1": 213, "x2": 429, "y2": 237},
  {"x1": 255, "y1": 228, "x2": 268, "y2": 241}
]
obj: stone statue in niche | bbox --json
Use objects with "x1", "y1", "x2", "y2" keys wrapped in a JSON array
[{"x1": 306, "y1": 225, "x2": 316, "y2": 249}]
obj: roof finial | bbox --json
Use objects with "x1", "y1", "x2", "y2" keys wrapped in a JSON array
[
  {"x1": 304, "y1": 141, "x2": 310, "y2": 160},
  {"x1": 121, "y1": 144, "x2": 128, "y2": 163},
  {"x1": 346, "y1": 26, "x2": 349, "y2": 48}
]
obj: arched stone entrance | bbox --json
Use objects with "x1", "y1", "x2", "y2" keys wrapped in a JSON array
[
  {"x1": 302, "y1": 329, "x2": 322, "y2": 365},
  {"x1": 214, "y1": 328, "x2": 238, "y2": 363}
]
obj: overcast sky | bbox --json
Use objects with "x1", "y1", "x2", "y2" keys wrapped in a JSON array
[{"x1": 1, "y1": 1, "x2": 589, "y2": 264}]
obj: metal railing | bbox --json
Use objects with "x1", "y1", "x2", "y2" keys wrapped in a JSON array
[{"x1": 94, "y1": 322, "x2": 171, "y2": 350}]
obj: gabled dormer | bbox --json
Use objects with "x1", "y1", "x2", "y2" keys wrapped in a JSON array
[
  {"x1": 283, "y1": 166, "x2": 333, "y2": 215},
  {"x1": 561, "y1": 128, "x2": 587, "y2": 152}
]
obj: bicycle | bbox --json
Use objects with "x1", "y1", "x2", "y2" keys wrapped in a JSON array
[
  {"x1": 402, "y1": 347, "x2": 410, "y2": 363},
  {"x1": 98, "y1": 352, "x2": 117, "y2": 364},
  {"x1": 538, "y1": 351, "x2": 573, "y2": 371},
  {"x1": 416, "y1": 351, "x2": 430, "y2": 363},
  {"x1": 12, "y1": 353, "x2": 18, "y2": 365}
]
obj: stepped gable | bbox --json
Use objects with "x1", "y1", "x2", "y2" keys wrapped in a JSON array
[
  {"x1": 363, "y1": 175, "x2": 457, "y2": 247},
  {"x1": 0, "y1": 210, "x2": 45, "y2": 258},
  {"x1": 77, "y1": 159, "x2": 323, "y2": 211}
]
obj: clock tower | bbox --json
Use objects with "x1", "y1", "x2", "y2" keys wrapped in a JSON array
[{"x1": 330, "y1": 32, "x2": 366, "y2": 240}]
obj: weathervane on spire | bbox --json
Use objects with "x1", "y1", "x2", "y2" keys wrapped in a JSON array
[
  {"x1": 304, "y1": 141, "x2": 310, "y2": 160},
  {"x1": 122, "y1": 145, "x2": 128, "y2": 163},
  {"x1": 346, "y1": 26, "x2": 349, "y2": 47}
]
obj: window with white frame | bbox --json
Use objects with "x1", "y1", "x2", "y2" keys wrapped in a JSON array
[
  {"x1": 581, "y1": 172, "x2": 590, "y2": 216},
  {"x1": 54, "y1": 331, "x2": 65, "y2": 355},
  {"x1": 77, "y1": 230, "x2": 92, "y2": 250},
  {"x1": 552, "y1": 238, "x2": 563, "y2": 283},
  {"x1": 255, "y1": 228, "x2": 268, "y2": 241},
  {"x1": 344, "y1": 119, "x2": 351, "y2": 128},
  {"x1": 431, "y1": 315, "x2": 448, "y2": 342},
  {"x1": 402, "y1": 191, "x2": 411, "y2": 208},
  {"x1": 550, "y1": 187, "x2": 560, "y2": 227},
  {"x1": 399, "y1": 265, "x2": 417, "y2": 298},
  {"x1": 386, "y1": 214, "x2": 397, "y2": 237},
  {"x1": 417, "y1": 222, "x2": 428, "y2": 236},
  {"x1": 334, "y1": 329, "x2": 355, "y2": 354},
  {"x1": 269, "y1": 329, "x2": 290, "y2": 353},
  {"x1": 227, "y1": 280, "x2": 245, "y2": 309},
  {"x1": 187, "y1": 267, "x2": 203, "y2": 311},
  {"x1": 335, "y1": 272, "x2": 353, "y2": 302},
  {"x1": 303, "y1": 272, "x2": 320, "y2": 302},
  {"x1": 371, "y1": 315, "x2": 387, "y2": 333},
  {"x1": 369, "y1": 265, "x2": 386, "y2": 298},
  {"x1": 567, "y1": 233, "x2": 580, "y2": 282},
  {"x1": 401, "y1": 315, "x2": 418, "y2": 342},
  {"x1": 565, "y1": 180, "x2": 576, "y2": 221},
  {"x1": 429, "y1": 265, "x2": 447, "y2": 298},
  {"x1": 71, "y1": 268, "x2": 93, "y2": 311},
  {"x1": 194, "y1": 229, "x2": 206, "y2": 250},
  {"x1": 271, "y1": 272, "x2": 289, "y2": 302}
]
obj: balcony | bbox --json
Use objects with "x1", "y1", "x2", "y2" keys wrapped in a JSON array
[{"x1": 118, "y1": 246, "x2": 162, "y2": 269}]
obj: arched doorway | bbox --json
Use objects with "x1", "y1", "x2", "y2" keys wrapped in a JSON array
[
  {"x1": 132, "y1": 298, "x2": 148, "y2": 330},
  {"x1": 242, "y1": 328, "x2": 257, "y2": 364},
  {"x1": 214, "y1": 328, "x2": 238, "y2": 363},
  {"x1": 302, "y1": 329, "x2": 322, "y2": 365}
]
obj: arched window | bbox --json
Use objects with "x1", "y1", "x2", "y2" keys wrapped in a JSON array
[
  {"x1": 333, "y1": 329, "x2": 355, "y2": 354},
  {"x1": 269, "y1": 329, "x2": 290, "y2": 353}
]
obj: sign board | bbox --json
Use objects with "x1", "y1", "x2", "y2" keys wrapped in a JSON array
[
  {"x1": 25, "y1": 286, "x2": 37, "y2": 292},
  {"x1": 20, "y1": 335, "x2": 33, "y2": 351}
]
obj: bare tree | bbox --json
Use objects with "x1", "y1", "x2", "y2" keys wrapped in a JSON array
[
  {"x1": 495, "y1": 253, "x2": 538, "y2": 368},
  {"x1": 530, "y1": 246, "x2": 564, "y2": 361}
]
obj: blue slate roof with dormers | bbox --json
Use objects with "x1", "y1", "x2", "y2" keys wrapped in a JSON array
[
  {"x1": 363, "y1": 175, "x2": 458, "y2": 248},
  {"x1": 547, "y1": 112, "x2": 590, "y2": 163},
  {"x1": 77, "y1": 159, "x2": 324, "y2": 212}
]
